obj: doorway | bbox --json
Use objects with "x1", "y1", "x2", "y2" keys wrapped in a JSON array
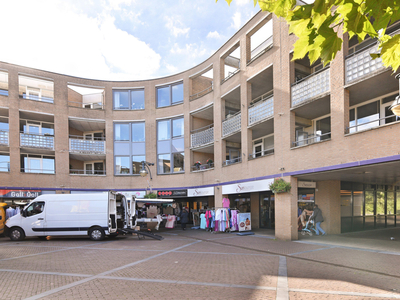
[{"x1": 260, "y1": 192, "x2": 275, "y2": 228}]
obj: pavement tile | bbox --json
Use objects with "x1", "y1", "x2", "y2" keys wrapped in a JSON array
[
  {"x1": 288, "y1": 292, "x2": 395, "y2": 300},
  {"x1": 0, "y1": 245, "x2": 67, "y2": 260},
  {"x1": 0, "y1": 271, "x2": 85, "y2": 300},
  {"x1": 42, "y1": 278, "x2": 276, "y2": 300},
  {"x1": 108, "y1": 251, "x2": 279, "y2": 287},
  {"x1": 179, "y1": 241, "x2": 269, "y2": 255}
]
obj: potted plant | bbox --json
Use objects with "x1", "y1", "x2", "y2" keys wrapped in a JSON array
[
  {"x1": 269, "y1": 178, "x2": 291, "y2": 194},
  {"x1": 206, "y1": 158, "x2": 213, "y2": 167},
  {"x1": 144, "y1": 192, "x2": 157, "y2": 199},
  {"x1": 194, "y1": 161, "x2": 201, "y2": 170}
]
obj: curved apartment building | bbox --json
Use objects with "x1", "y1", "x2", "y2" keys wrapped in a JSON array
[{"x1": 1, "y1": 11, "x2": 400, "y2": 240}]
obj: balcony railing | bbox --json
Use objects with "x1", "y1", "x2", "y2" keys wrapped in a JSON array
[
  {"x1": 21, "y1": 93, "x2": 54, "y2": 103},
  {"x1": 248, "y1": 36, "x2": 273, "y2": 64},
  {"x1": 0, "y1": 130, "x2": 9, "y2": 145},
  {"x1": 68, "y1": 100, "x2": 104, "y2": 110},
  {"x1": 222, "y1": 157, "x2": 242, "y2": 166},
  {"x1": 346, "y1": 114, "x2": 399, "y2": 134},
  {"x1": 221, "y1": 68, "x2": 240, "y2": 85},
  {"x1": 191, "y1": 162, "x2": 214, "y2": 172},
  {"x1": 291, "y1": 67, "x2": 330, "y2": 107},
  {"x1": 191, "y1": 125, "x2": 214, "y2": 148},
  {"x1": 248, "y1": 93, "x2": 274, "y2": 126},
  {"x1": 248, "y1": 147, "x2": 274, "y2": 160},
  {"x1": 189, "y1": 84, "x2": 213, "y2": 101},
  {"x1": 70, "y1": 169, "x2": 106, "y2": 175},
  {"x1": 222, "y1": 111, "x2": 241, "y2": 137},
  {"x1": 0, "y1": 162, "x2": 10, "y2": 172},
  {"x1": 21, "y1": 167, "x2": 55, "y2": 174},
  {"x1": 292, "y1": 132, "x2": 331, "y2": 147},
  {"x1": 20, "y1": 132, "x2": 54, "y2": 150},
  {"x1": 69, "y1": 136, "x2": 105, "y2": 154}
]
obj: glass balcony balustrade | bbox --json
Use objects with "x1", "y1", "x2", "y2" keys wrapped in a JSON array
[
  {"x1": 0, "y1": 130, "x2": 9, "y2": 145},
  {"x1": 191, "y1": 125, "x2": 214, "y2": 148},
  {"x1": 20, "y1": 132, "x2": 54, "y2": 150},
  {"x1": 69, "y1": 136, "x2": 106, "y2": 154},
  {"x1": 291, "y1": 67, "x2": 330, "y2": 107},
  {"x1": 248, "y1": 94, "x2": 273, "y2": 126},
  {"x1": 222, "y1": 111, "x2": 241, "y2": 137}
]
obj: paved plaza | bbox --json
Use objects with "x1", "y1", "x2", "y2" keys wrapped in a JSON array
[{"x1": 1, "y1": 228, "x2": 400, "y2": 300}]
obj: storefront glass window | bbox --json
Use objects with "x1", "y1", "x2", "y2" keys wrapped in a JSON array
[
  {"x1": 229, "y1": 194, "x2": 251, "y2": 213},
  {"x1": 376, "y1": 191, "x2": 385, "y2": 215},
  {"x1": 387, "y1": 192, "x2": 394, "y2": 215},
  {"x1": 340, "y1": 190, "x2": 352, "y2": 217},
  {"x1": 365, "y1": 191, "x2": 374, "y2": 215},
  {"x1": 353, "y1": 190, "x2": 364, "y2": 216}
]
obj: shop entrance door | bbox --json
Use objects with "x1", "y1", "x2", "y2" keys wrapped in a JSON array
[{"x1": 260, "y1": 192, "x2": 275, "y2": 229}]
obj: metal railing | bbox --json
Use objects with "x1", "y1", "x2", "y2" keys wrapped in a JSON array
[
  {"x1": 189, "y1": 84, "x2": 213, "y2": 101},
  {"x1": 0, "y1": 161, "x2": 10, "y2": 172},
  {"x1": 68, "y1": 100, "x2": 104, "y2": 110},
  {"x1": 191, "y1": 162, "x2": 214, "y2": 172},
  {"x1": 191, "y1": 124, "x2": 214, "y2": 148},
  {"x1": 346, "y1": 114, "x2": 399, "y2": 134},
  {"x1": 221, "y1": 68, "x2": 240, "y2": 85},
  {"x1": 248, "y1": 93, "x2": 274, "y2": 126},
  {"x1": 0, "y1": 89, "x2": 8, "y2": 96},
  {"x1": 248, "y1": 36, "x2": 273, "y2": 63},
  {"x1": 222, "y1": 111, "x2": 241, "y2": 137},
  {"x1": 21, "y1": 167, "x2": 55, "y2": 174},
  {"x1": 222, "y1": 157, "x2": 242, "y2": 166},
  {"x1": 70, "y1": 169, "x2": 106, "y2": 175},
  {"x1": 21, "y1": 93, "x2": 53, "y2": 103},
  {"x1": 0, "y1": 130, "x2": 9, "y2": 145},
  {"x1": 69, "y1": 136, "x2": 106, "y2": 154},
  {"x1": 248, "y1": 147, "x2": 274, "y2": 160},
  {"x1": 291, "y1": 67, "x2": 330, "y2": 107},
  {"x1": 20, "y1": 132, "x2": 54, "y2": 150},
  {"x1": 292, "y1": 132, "x2": 331, "y2": 147}
]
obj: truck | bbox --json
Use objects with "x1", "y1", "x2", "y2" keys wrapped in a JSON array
[{"x1": 5, "y1": 191, "x2": 136, "y2": 241}]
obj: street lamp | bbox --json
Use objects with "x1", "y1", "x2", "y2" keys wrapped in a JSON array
[
  {"x1": 139, "y1": 161, "x2": 154, "y2": 180},
  {"x1": 389, "y1": 73, "x2": 400, "y2": 116}
]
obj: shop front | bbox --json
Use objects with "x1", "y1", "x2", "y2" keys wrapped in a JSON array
[
  {"x1": 297, "y1": 181, "x2": 316, "y2": 213},
  {"x1": 0, "y1": 189, "x2": 46, "y2": 205}
]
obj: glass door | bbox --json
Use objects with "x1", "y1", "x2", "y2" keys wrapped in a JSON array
[{"x1": 260, "y1": 192, "x2": 275, "y2": 229}]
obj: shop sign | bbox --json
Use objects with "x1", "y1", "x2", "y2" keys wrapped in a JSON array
[
  {"x1": 187, "y1": 187, "x2": 214, "y2": 197},
  {"x1": 238, "y1": 213, "x2": 251, "y2": 231},
  {"x1": 119, "y1": 191, "x2": 146, "y2": 199},
  {"x1": 298, "y1": 181, "x2": 316, "y2": 188},
  {"x1": 0, "y1": 189, "x2": 42, "y2": 198},
  {"x1": 222, "y1": 179, "x2": 274, "y2": 195},
  {"x1": 157, "y1": 190, "x2": 187, "y2": 198}
]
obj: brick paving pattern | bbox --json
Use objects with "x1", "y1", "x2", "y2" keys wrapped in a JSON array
[{"x1": 0, "y1": 228, "x2": 400, "y2": 299}]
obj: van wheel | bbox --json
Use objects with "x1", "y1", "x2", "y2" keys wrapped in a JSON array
[
  {"x1": 89, "y1": 227, "x2": 105, "y2": 241},
  {"x1": 10, "y1": 227, "x2": 25, "y2": 241}
]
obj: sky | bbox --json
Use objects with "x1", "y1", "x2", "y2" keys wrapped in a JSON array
[{"x1": 0, "y1": 0, "x2": 261, "y2": 81}]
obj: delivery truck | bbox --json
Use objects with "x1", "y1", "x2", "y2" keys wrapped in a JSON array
[{"x1": 5, "y1": 191, "x2": 136, "y2": 241}]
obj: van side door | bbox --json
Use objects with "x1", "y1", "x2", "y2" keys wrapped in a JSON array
[
  {"x1": 108, "y1": 193, "x2": 117, "y2": 233},
  {"x1": 22, "y1": 201, "x2": 46, "y2": 236}
]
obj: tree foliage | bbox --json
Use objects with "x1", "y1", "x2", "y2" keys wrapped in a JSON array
[{"x1": 218, "y1": 0, "x2": 400, "y2": 72}]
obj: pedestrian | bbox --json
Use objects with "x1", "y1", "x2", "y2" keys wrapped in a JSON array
[
  {"x1": 180, "y1": 207, "x2": 189, "y2": 230},
  {"x1": 310, "y1": 204, "x2": 326, "y2": 236}
]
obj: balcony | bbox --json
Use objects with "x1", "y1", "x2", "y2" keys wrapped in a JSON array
[
  {"x1": 346, "y1": 114, "x2": 399, "y2": 134},
  {"x1": 69, "y1": 136, "x2": 105, "y2": 154},
  {"x1": 248, "y1": 147, "x2": 274, "y2": 160},
  {"x1": 19, "y1": 76, "x2": 54, "y2": 104},
  {"x1": 20, "y1": 132, "x2": 54, "y2": 150},
  {"x1": 248, "y1": 93, "x2": 273, "y2": 126},
  {"x1": 0, "y1": 130, "x2": 9, "y2": 145},
  {"x1": 222, "y1": 111, "x2": 241, "y2": 138},
  {"x1": 21, "y1": 167, "x2": 55, "y2": 174},
  {"x1": 189, "y1": 84, "x2": 213, "y2": 101},
  {"x1": 191, "y1": 162, "x2": 214, "y2": 172},
  {"x1": 292, "y1": 131, "x2": 331, "y2": 147},
  {"x1": 70, "y1": 169, "x2": 106, "y2": 175},
  {"x1": 191, "y1": 125, "x2": 214, "y2": 148},
  {"x1": 291, "y1": 67, "x2": 330, "y2": 107},
  {"x1": 222, "y1": 157, "x2": 242, "y2": 166},
  {"x1": 248, "y1": 36, "x2": 273, "y2": 64}
]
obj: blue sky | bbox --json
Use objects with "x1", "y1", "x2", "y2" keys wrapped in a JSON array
[{"x1": 1, "y1": 0, "x2": 260, "y2": 80}]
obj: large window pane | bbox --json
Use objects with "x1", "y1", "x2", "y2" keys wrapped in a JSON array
[
  {"x1": 365, "y1": 191, "x2": 374, "y2": 215},
  {"x1": 376, "y1": 191, "x2": 385, "y2": 215},
  {"x1": 131, "y1": 89, "x2": 145, "y2": 110},
  {"x1": 173, "y1": 152, "x2": 184, "y2": 172},
  {"x1": 42, "y1": 123, "x2": 54, "y2": 135},
  {"x1": 353, "y1": 190, "x2": 364, "y2": 216},
  {"x1": 172, "y1": 138, "x2": 184, "y2": 152},
  {"x1": 387, "y1": 192, "x2": 394, "y2": 214},
  {"x1": 340, "y1": 190, "x2": 352, "y2": 217},
  {"x1": 115, "y1": 156, "x2": 130, "y2": 174},
  {"x1": 0, "y1": 153, "x2": 10, "y2": 172},
  {"x1": 115, "y1": 124, "x2": 130, "y2": 141},
  {"x1": 113, "y1": 91, "x2": 129, "y2": 109},
  {"x1": 42, "y1": 157, "x2": 55, "y2": 174},
  {"x1": 158, "y1": 154, "x2": 170, "y2": 174},
  {"x1": 132, "y1": 123, "x2": 145, "y2": 142},
  {"x1": 158, "y1": 120, "x2": 171, "y2": 140},
  {"x1": 357, "y1": 101, "x2": 379, "y2": 131},
  {"x1": 397, "y1": 192, "x2": 400, "y2": 215},
  {"x1": 172, "y1": 118, "x2": 184, "y2": 137},
  {"x1": 157, "y1": 86, "x2": 170, "y2": 108},
  {"x1": 172, "y1": 83, "x2": 183, "y2": 104},
  {"x1": 132, "y1": 155, "x2": 146, "y2": 174}
]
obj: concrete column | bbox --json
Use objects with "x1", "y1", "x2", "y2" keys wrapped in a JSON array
[
  {"x1": 7, "y1": 68, "x2": 20, "y2": 174},
  {"x1": 250, "y1": 192, "x2": 259, "y2": 229},
  {"x1": 214, "y1": 186, "x2": 223, "y2": 208},
  {"x1": 275, "y1": 176, "x2": 298, "y2": 240},
  {"x1": 315, "y1": 180, "x2": 341, "y2": 234}
]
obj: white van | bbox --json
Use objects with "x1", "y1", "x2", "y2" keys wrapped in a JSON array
[{"x1": 5, "y1": 191, "x2": 135, "y2": 241}]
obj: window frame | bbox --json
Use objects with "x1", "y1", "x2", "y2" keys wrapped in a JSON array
[
  {"x1": 156, "y1": 81, "x2": 184, "y2": 108},
  {"x1": 113, "y1": 88, "x2": 145, "y2": 110}
]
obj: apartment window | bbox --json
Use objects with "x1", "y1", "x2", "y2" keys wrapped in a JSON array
[
  {"x1": 20, "y1": 120, "x2": 54, "y2": 136},
  {"x1": 114, "y1": 122, "x2": 146, "y2": 175},
  {"x1": 251, "y1": 135, "x2": 274, "y2": 158},
  {"x1": 113, "y1": 89, "x2": 145, "y2": 110},
  {"x1": 0, "y1": 153, "x2": 10, "y2": 172},
  {"x1": 157, "y1": 82, "x2": 183, "y2": 108},
  {"x1": 157, "y1": 117, "x2": 184, "y2": 174},
  {"x1": 19, "y1": 75, "x2": 54, "y2": 103},
  {"x1": 0, "y1": 71, "x2": 8, "y2": 96},
  {"x1": 21, "y1": 154, "x2": 55, "y2": 174},
  {"x1": 85, "y1": 161, "x2": 104, "y2": 175}
]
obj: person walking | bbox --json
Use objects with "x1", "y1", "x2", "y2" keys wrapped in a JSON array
[
  {"x1": 311, "y1": 204, "x2": 326, "y2": 236},
  {"x1": 180, "y1": 207, "x2": 189, "y2": 230}
]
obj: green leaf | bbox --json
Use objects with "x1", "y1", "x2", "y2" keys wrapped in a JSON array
[
  {"x1": 379, "y1": 34, "x2": 400, "y2": 72},
  {"x1": 259, "y1": 0, "x2": 296, "y2": 17}
]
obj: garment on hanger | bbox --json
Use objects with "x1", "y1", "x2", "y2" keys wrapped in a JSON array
[
  {"x1": 165, "y1": 215, "x2": 176, "y2": 228},
  {"x1": 222, "y1": 198, "x2": 230, "y2": 208},
  {"x1": 200, "y1": 213, "x2": 206, "y2": 229},
  {"x1": 6, "y1": 207, "x2": 15, "y2": 220}
]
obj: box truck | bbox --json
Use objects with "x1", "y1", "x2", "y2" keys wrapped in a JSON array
[{"x1": 5, "y1": 191, "x2": 136, "y2": 241}]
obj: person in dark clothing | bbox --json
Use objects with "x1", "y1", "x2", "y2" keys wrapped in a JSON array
[
  {"x1": 180, "y1": 207, "x2": 189, "y2": 230},
  {"x1": 310, "y1": 204, "x2": 326, "y2": 236}
]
